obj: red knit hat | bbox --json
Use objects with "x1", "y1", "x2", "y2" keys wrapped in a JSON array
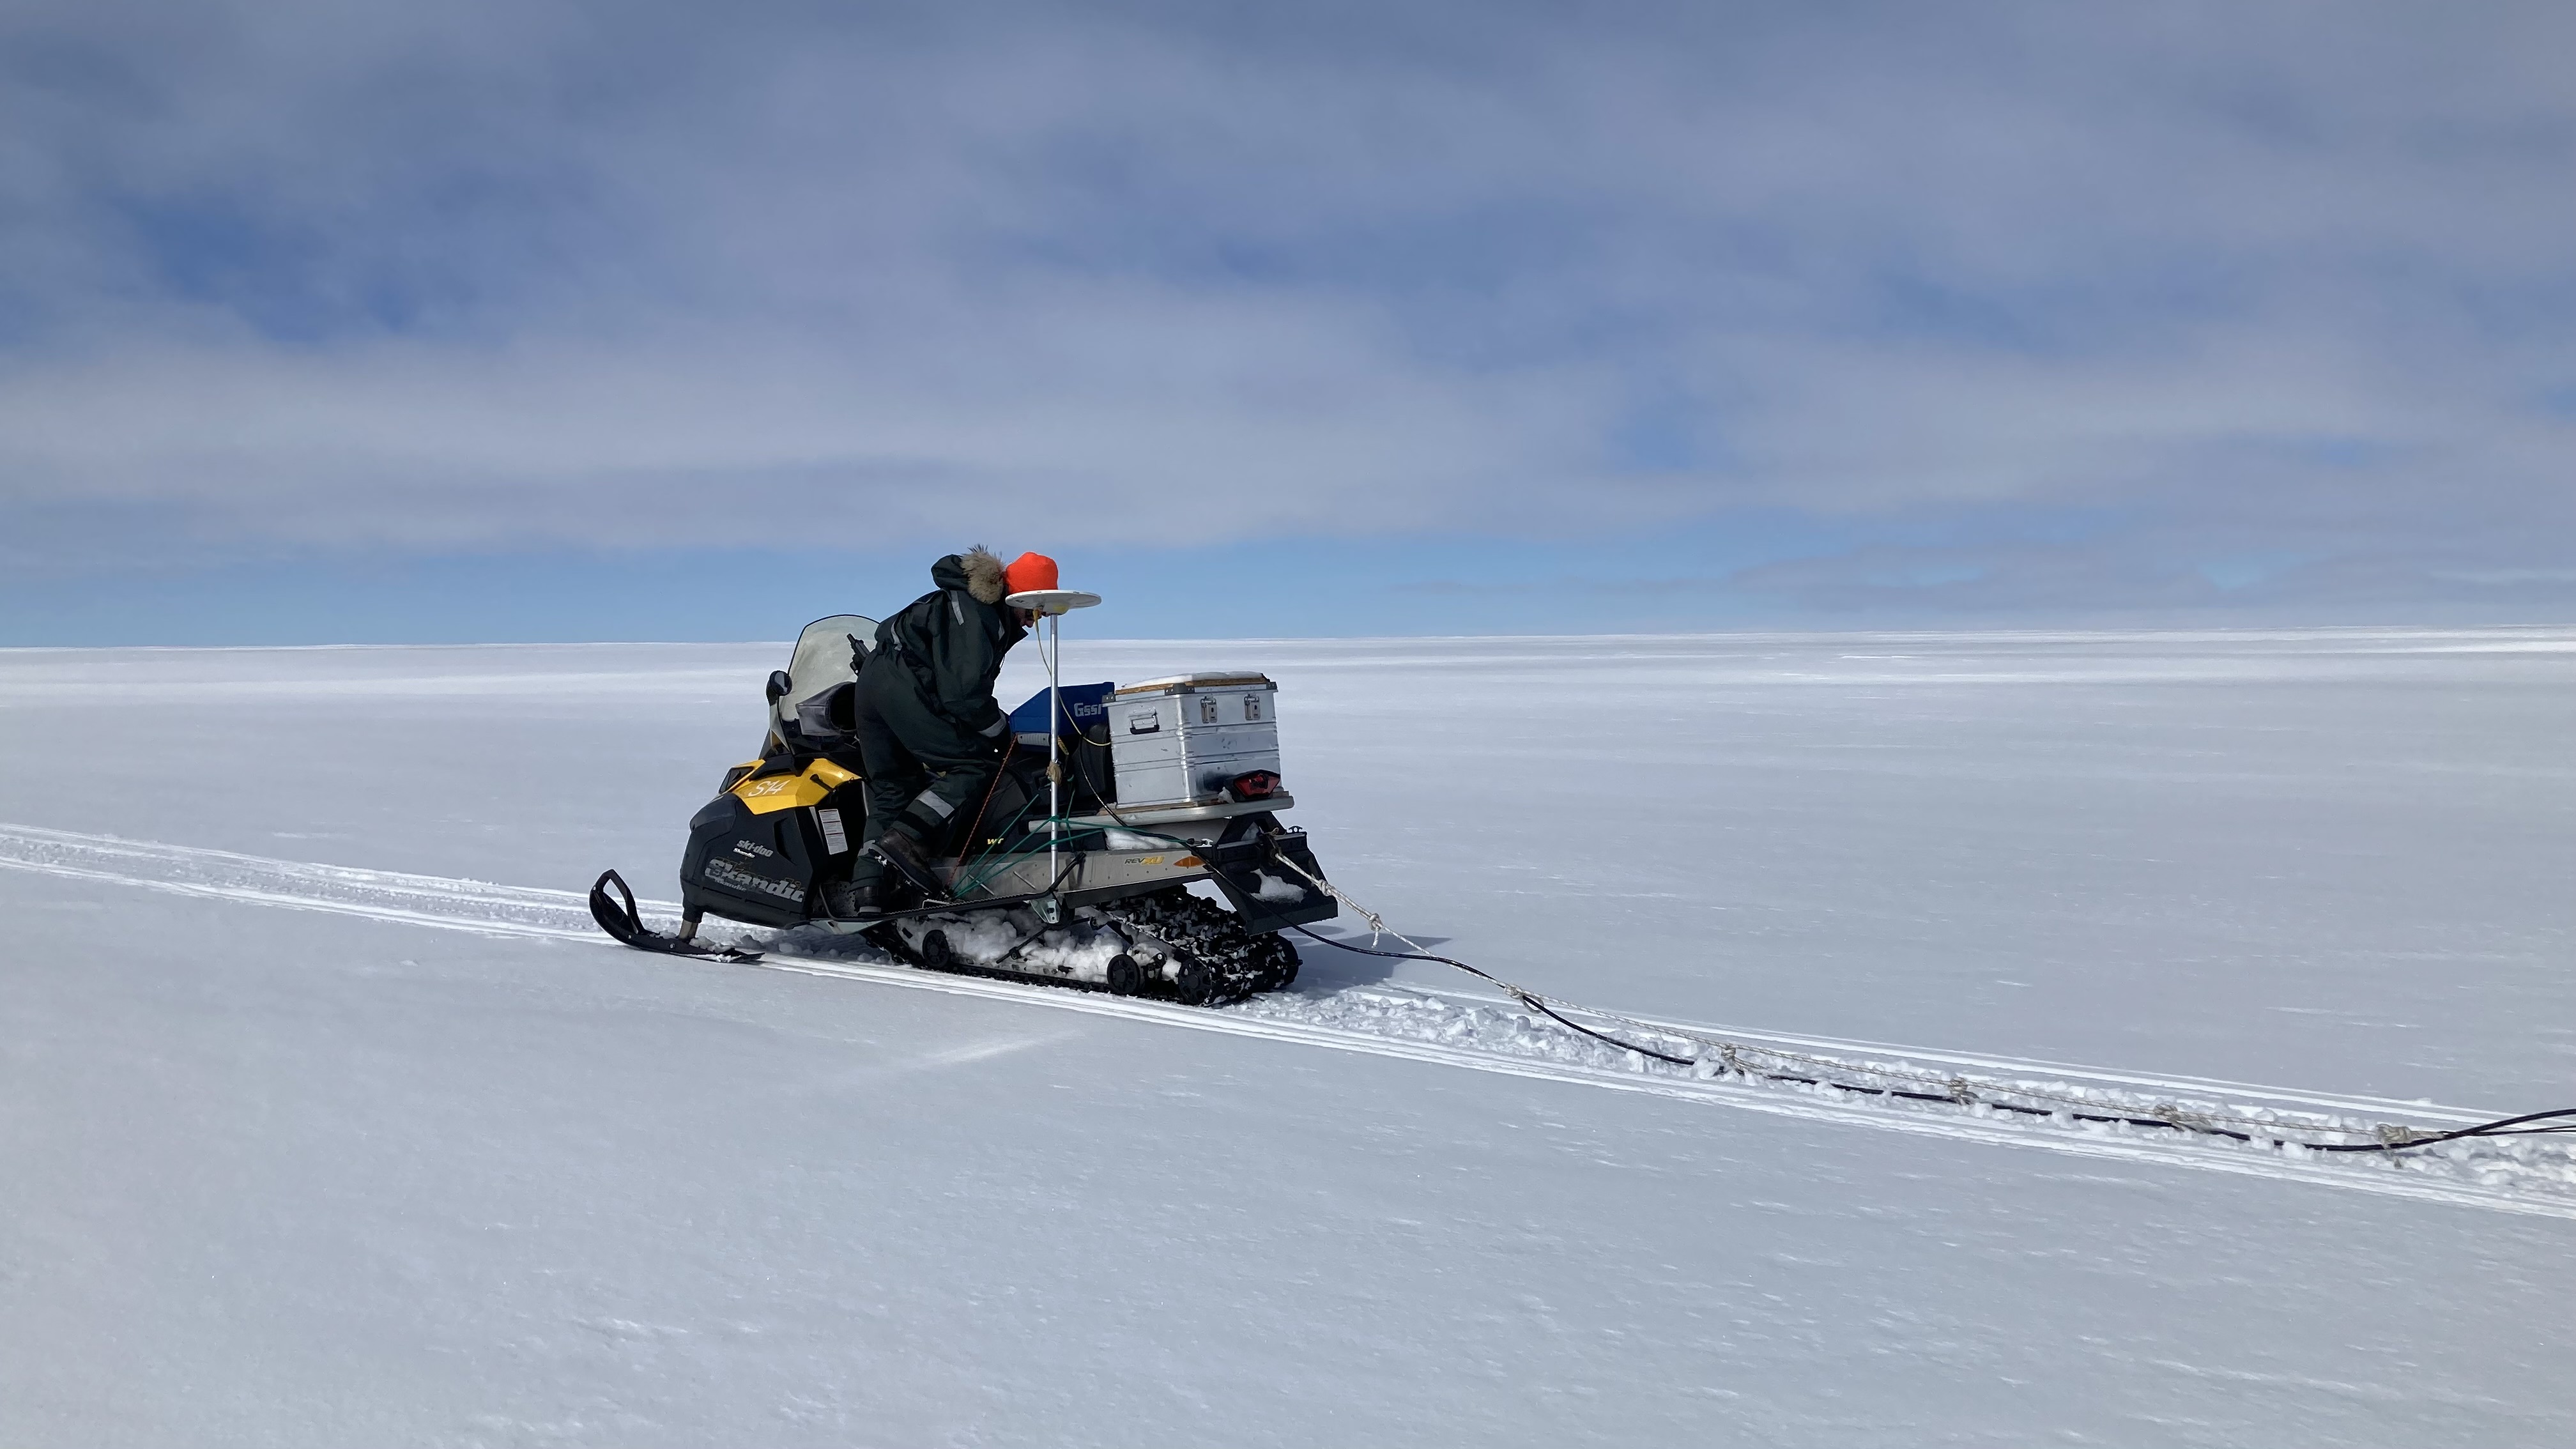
[{"x1": 1003, "y1": 551, "x2": 1059, "y2": 596}]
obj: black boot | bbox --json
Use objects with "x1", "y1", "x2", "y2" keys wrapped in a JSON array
[
  {"x1": 823, "y1": 874, "x2": 882, "y2": 919},
  {"x1": 867, "y1": 827, "x2": 946, "y2": 900}
]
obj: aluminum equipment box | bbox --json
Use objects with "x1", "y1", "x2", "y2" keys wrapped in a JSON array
[{"x1": 1109, "y1": 673, "x2": 1281, "y2": 806}]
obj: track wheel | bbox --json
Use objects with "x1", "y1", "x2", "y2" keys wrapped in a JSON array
[
  {"x1": 1174, "y1": 959, "x2": 1214, "y2": 1007},
  {"x1": 1105, "y1": 954, "x2": 1141, "y2": 996},
  {"x1": 921, "y1": 929, "x2": 953, "y2": 970}
]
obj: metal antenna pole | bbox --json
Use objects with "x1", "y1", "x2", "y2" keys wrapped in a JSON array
[
  {"x1": 1046, "y1": 610, "x2": 1062, "y2": 886},
  {"x1": 1005, "y1": 584, "x2": 1096, "y2": 912}
]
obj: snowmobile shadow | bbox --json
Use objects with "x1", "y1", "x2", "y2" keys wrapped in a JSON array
[
  {"x1": 1284, "y1": 923, "x2": 1454, "y2": 993},
  {"x1": 767, "y1": 926, "x2": 901, "y2": 965},
  {"x1": 1301, "y1": 922, "x2": 1452, "y2": 949}
]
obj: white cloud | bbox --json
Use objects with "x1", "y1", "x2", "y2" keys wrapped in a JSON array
[{"x1": 1, "y1": 0, "x2": 2571, "y2": 612}]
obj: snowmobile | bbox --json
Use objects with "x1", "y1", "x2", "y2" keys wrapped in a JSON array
[{"x1": 589, "y1": 608, "x2": 1338, "y2": 1006}]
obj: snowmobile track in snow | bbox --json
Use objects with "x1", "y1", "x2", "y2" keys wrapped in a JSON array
[{"x1": 6, "y1": 821, "x2": 2572, "y2": 1222}]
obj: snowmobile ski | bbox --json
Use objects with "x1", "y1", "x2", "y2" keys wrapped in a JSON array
[{"x1": 588, "y1": 870, "x2": 763, "y2": 962}]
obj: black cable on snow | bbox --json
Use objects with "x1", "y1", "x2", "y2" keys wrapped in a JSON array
[
  {"x1": 2305, "y1": 1107, "x2": 2576, "y2": 1153},
  {"x1": 1284, "y1": 917, "x2": 2575, "y2": 1157},
  {"x1": 884, "y1": 827, "x2": 2576, "y2": 1159},
  {"x1": 1291, "y1": 925, "x2": 1698, "y2": 1068}
]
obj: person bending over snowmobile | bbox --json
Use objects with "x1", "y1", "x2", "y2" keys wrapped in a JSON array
[{"x1": 830, "y1": 546, "x2": 1057, "y2": 917}]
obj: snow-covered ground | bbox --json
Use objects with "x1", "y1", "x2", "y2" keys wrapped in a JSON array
[{"x1": 4, "y1": 628, "x2": 2572, "y2": 1445}]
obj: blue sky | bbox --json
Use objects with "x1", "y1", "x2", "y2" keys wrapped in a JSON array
[{"x1": 3, "y1": 1, "x2": 2572, "y2": 643}]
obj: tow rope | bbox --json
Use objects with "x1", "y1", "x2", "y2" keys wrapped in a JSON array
[{"x1": 1265, "y1": 851, "x2": 2576, "y2": 1156}]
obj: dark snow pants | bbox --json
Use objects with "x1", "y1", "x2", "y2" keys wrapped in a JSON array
[{"x1": 849, "y1": 656, "x2": 1006, "y2": 876}]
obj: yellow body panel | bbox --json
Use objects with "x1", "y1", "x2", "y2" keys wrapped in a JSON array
[{"x1": 730, "y1": 757, "x2": 861, "y2": 815}]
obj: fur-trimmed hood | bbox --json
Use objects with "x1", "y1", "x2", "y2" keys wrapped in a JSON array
[
  {"x1": 932, "y1": 546, "x2": 1008, "y2": 605},
  {"x1": 882, "y1": 547, "x2": 1025, "y2": 735}
]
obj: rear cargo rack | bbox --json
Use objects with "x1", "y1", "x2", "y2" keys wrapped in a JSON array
[{"x1": 1067, "y1": 795, "x2": 1296, "y2": 829}]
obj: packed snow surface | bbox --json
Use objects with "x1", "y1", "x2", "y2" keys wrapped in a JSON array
[{"x1": 4, "y1": 628, "x2": 2573, "y2": 1446}]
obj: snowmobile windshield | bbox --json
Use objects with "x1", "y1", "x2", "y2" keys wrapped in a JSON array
[{"x1": 775, "y1": 614, "x2": 877, "y2": 739}]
